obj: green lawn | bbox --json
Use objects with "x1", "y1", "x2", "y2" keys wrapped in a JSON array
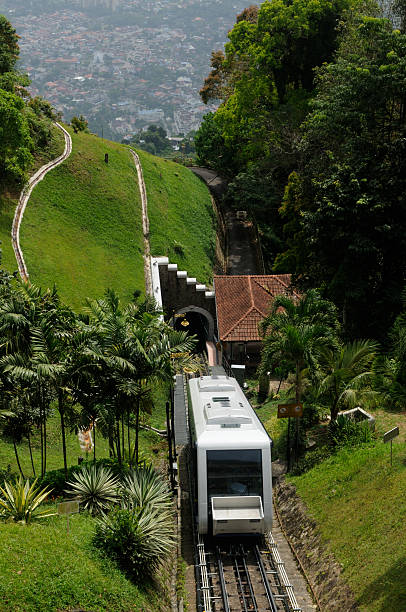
[
  {"x1": 137, "y1": 149, "x2": 215, "y2": 285},
  {"x1": 20, "y1": 129, "x2": 145, "y2": 311},
  {"x1": 0, "y1": 512, "x2": 167, "y2": 611},
  {"x1": 289, "y1": 439, "x2": 406, "y2": 611}
]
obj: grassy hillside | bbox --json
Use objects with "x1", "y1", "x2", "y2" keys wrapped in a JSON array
[
  {"x1": 289, "y1": 428, "x2": 406, "y2": 611},
  {"x1": 137, "y1": 149, "x2": 215, "y2": 284},
  {"x1": 0, "y1": 124, "x2": 65, "y2": 274},
  {"x1": 0, "y1": 130, "x2": 215, "y2": 311},
  {"x1": 0, "y1": 512, "x2": 167, "y2": 611},
  {"x1": 20, "y1": 129, "x2": 145, "y2": 311}
]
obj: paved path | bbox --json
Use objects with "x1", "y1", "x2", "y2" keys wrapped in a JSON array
[
  {"x1": 12, "y1": 122, "x2": 72, "y2": 281},
  {"x1": 189, "y1": 166, "x2": 261, "y2": 275},
  {"x1": 189, "y1": 166, "x2": 228, "y2": 199},
  {"x1": 130, "y1": 149, "x2": 152, "y2": 295},
  {"x1": 225, "y1": 210, "x2": 261, "y2": 275}
]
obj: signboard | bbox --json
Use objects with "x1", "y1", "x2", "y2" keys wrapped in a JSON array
[
  {"x1": 383, "y1": 427, "x2": 399, "y2": 443},
  {"x1": 58, "y1": 500, "x2": 80, "y2": 535},
  {"x1": 278, "y1": 403, "x2": 303, "y2": 418},
  {"x1": 57, "y1": 500, "x2": 79, "y2": 516}
]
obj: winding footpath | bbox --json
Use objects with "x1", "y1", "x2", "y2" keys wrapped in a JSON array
[
  {"x1": 12, "y1": 122, "x2": 72, "y2": 282},
  {"x1": 129, "y1": 149, "x2": 153, "y2": 295}
]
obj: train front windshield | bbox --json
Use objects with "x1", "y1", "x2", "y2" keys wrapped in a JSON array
[{"x1": 206, "y1": 449, "x2": 262, "y2": 498}]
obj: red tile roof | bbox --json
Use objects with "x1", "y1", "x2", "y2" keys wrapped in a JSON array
[{"x1": 214, "y1": 275, "x2": 299, "y2": 341}]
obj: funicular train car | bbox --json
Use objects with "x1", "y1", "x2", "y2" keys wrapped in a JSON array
[{"x1": 188, "y1": 375, "x2": 273, "y2": 536}]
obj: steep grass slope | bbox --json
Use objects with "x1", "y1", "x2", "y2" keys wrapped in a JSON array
[
  {"x1": 137, "y1": 149, "x2": 215, "y2": 284},
  {"x1": 0, "y1": 129, "x2": 215, "y2": 310},
  {"x1": 289, "y1": 436, "x2": 406, "y2": 611},
  {"x1": 0, "y1": 124, "x2": 65, "y2": 273},
  {"x1": 0, "y1": 513, "x2": 167, "y2": 611},
  {"x1": 20, "y1": 129, "x2": 145, "y2": 311}
]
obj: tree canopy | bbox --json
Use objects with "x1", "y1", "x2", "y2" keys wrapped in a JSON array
[
  {"x1": 0, "y1": 14, "x2": 56, "y2": 186},
  {"x1": 196, "y1": 0, "x2": 406, "y2": 340}
]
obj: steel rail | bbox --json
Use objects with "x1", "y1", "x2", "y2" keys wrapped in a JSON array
[
  {"x1": 216, "y1": 545, "x2": 231, "y2": 612},
  {"x1": 254, "y1": 544, "x2": 280, "y2": 612},
  {"x1": 237, "y1": 544, "x2": 258, "y2": 612},
  {"x1": 266, "y1": 532, "x2": 302, "y2": 612},
  {"x1": 198, "y1": 535, "x2": 212, "y2": 612}
]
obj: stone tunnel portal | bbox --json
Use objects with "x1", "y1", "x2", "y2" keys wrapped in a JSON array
[{"x1": 174, "y1": 308, "x2": 211, "y2": 353}]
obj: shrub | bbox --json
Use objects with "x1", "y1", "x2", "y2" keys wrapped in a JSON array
[
  {"x1": 291, "y1": 447, "x2": 332, "y2": 475},
  {"x1": 121, "y1": 466, "x2": 173, "y2": 512},
  {"x1": 93, "y1": 505, "x2": 175, "y2": 580},
  {"x1": 37, "y1": 465, "x2": 81, "y2": 497},
  {"x1": 65, "y1": 465, "x2": 120, "y2": 515},
  {"x1": 329, "y1": 414, "x2": 373, "y2": 449},
  {"x1": 0, "y1": 464, "x2": 17, "y2": 487},
  {"x1": 0, "y1": 477, "x2": 56, "y2": 523}
]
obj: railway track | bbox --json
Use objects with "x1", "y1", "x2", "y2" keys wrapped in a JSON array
[{"x1": 196, "y1": 534, "x2": 301, "y2": 612}]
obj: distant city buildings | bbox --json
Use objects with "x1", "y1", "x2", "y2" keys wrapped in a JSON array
[{"x1": 1, "y1": 0, "x2": 248, "y2": 140}]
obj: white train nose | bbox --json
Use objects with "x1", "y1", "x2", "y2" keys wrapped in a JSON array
[{"x1": 211, "y1": 496, "x2": 264, "y2": 536}]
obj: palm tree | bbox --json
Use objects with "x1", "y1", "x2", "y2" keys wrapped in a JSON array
[
  {"x1": 317, "y1": 340, "x2": 379, "y2": 420},
  {"x1": 0, "y1": 283, "x2": 66, "y2": 477},
  {"x1": 375, "y1": 310, "x2": 406, "y2": 410},
  {"x1": 85, "y1": 290, "x2": 197, "y2": 467},
  {"x1": 259, "y1": 289, "x2": 340, "y2": 403}
]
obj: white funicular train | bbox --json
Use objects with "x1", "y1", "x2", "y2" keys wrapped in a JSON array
[{"x1": 188, "y1": 375, "x2": 273, "y2": 536}]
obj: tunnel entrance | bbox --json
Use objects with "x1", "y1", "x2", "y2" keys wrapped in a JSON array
[{"x1": 174, "y1": 309, "x2": 211, "y2": 353}]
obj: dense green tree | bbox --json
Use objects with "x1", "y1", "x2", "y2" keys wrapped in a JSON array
[
  {"x1": 130, "y1": 124, "x2": 172, "y2": 156},
  {"x1": 259, "y1": 289, "x2": 340, "y2": 402},
  {"x1": 85, "y1": 290, "x2": 197, "y2": 466},
  {"x1": 0, "y1": 89, "x2": 32, "y2": 183},
  {"x1": 194, "y1": 112, "x2": 235, "y2": 173},
  {"x1": 70, "y1": 114, "x2": 88, "y2": 133},
  {"x1": 0, "y1": 15, "x2": 19, "y2": 75},
  {"x1": 288, "y1": 17, "x2": 406, "y2": 338}
]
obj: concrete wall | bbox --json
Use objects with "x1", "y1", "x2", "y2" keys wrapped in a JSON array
[{"x1": 151, "y1": 257, "x2": 217, "y2": 340}]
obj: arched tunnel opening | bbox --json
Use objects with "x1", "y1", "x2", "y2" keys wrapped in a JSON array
[{"x1": 174, "y1": 310, "x2": 209, "y2": 353}]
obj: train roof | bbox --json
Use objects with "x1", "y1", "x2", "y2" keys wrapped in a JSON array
[{"x1": 188, "y1": 375, "x2": 271, "y2": 449}]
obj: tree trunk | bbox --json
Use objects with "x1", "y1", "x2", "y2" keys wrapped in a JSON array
[
  {"x1": 121, "y1": 413, "x2": 125, "y2": 461},
  {"x1": 109, "y1": 425, "x2": 115, "y2": 458},
  {"x1": 295, "y1": 363, "x2": 300, "y2": 403},
  {"x1": 116, "y1": 419, "x2": 122, "y2": 466},
  {"x1": 93, "y1": 423, "x2": 96, "y2": 462},
  {"x1": 27, "y1": 431, "x2": 36, "y2": 477},
  {"x1": 58, "y1": 391, "x2": 68, "y2": 479},
  {"x1": 135, "y1": 397, "x2": 140, "y2": 466},
  {"x1": 295, "y1": 363, "x2": 301, "y2": 464},
  {"x1": 127, "y1": 407, "x2": 131, "y2": 467},
  {"x1": 40, "y1": 410, "x2": 44, "y2": 478},
  {"x1": 43, "y1": 407, "x2": 47, "y2": 475},
  {"x1": 13, "y1": 439, "x2": 25, "y2": 478},
  {"x1": 131, "y1": 397, "x2": 140, "y2": 466}
]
